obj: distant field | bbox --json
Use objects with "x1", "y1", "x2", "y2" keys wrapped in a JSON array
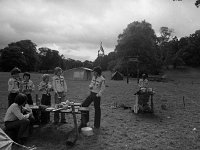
[{"x1": 1, "y1": 69, "x2": 200, "y2": 150}]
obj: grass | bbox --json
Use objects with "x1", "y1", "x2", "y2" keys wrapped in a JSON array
[{"x1": 1, "y1": 69, "x2": 200, "y2": 150}]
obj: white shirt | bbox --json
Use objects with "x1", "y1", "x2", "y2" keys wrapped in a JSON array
[
  {"x1": 4, "y1": 103, "x2": 30, "y2": 122},
  {"x1": 52, "y1": 75, "x2": 67, "y2": 93},
  {"x1": 8, "y1": 78, "x2": 20, "y2": 93},
  {"x1": 89, "y1": 75, "x2": 105, "y2": 96},
  {"x1": 38, "y1": 81, "x2": 53, "y2": 95},
  {"x1": 138, "y1": 79, "x2": 148, "y2": 88},
  {"x1": 21, "y1": 80, "x2": 35, "y2": 94}
]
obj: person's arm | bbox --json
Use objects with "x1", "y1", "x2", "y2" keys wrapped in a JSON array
[
  {"x1": 144, "y1": 79, "x2": 148, "y2": 88},
  {"x1": 24, "y1": 104, "x2": 32, "y2": 113},
  {"x1": 38, "y1": 82, "x2": 44, "y2": 91},
  {"x1": 63, "y1": 79, "x2": 67, "y2": 93},
  {"x1": 12, "y1": 105, "x2": 31, "y2": 120},
  {"x1": 30, "y1": 80, "x2": 35, "y2": 92},
  {"x1": 97, "y1": 78, "x2": 105, "y2": 97},
  {"x1": 138, "y1": 79, "x2": 143, "y2": 88},
  {"x1": 52, "y1": 77, "x2": 57, "y2": 94},
  {"x1": 89, "y1": 76, "x2": 95, "y2": 89},
  {"x1": 8, "y1": 78, "x2": 15, "y2": 92}
]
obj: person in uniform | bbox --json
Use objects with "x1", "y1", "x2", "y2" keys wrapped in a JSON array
[
  {"x1": 8, "y1": 67, "x2": 21, "y2": 107},
  {"x1": 52, "y1": 67, "x2": 67, "y2": 124},
  {"x1": 80, "y1": 66, "x2": 105, "y2": 130}
]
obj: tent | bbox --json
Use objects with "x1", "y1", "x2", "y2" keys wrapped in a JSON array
[
  {"x1": 0, "y1": 127, "x2": 36, "y2": 150},
  {"x1": 64, "y1": 67, "x2": 92, "y2": 80},
  {"x1": 0, "y1": 128, "x2": 12, "y2": 150},
  {"x1": 111, "y1": 71, "x2": 123, "y2": 80}
]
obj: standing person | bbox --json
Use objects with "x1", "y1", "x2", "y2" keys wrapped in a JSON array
[
  {"x1": 138, "y1": 73, "x2": 148, "y2": 89},
  {"x1": 38, "y1": 74, "x2": 53, "y2": 124},
  {"x1": 8, "y1": 67, "x2": 21, "y2": 107},
  {"x1": 21, "y1": 72, "x2": 35, "y2": 105},
  {"x1": 4, "y1": 93, "x2": 33, "y2": 144},
  {"x1": 52, "y1": 67, "x2": 67, "y2": 124},
  {"x1": 80, "y1": 66, "x2": 105, "y2": 130}
]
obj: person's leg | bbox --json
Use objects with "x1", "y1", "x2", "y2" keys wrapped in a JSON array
[
  {"x1": 54, "y1": 93, "x2": 60, "y2": 123},
  {"x1": 41, "y1": 94, "x2": 51, "y2": 124},
  {"x1": 26, "y1": 94, "x2": 33, "y2": 105},
  {"x1": 93, "y1": 94, "x2": 101, "y2": 128},
  {"x1": 46, "y1": 94, "x2": 51, "y2": 122},
  {"x1": 80, "y1": 93, "x2": 93, "y2": 127},
  {"x1": 60, "y1": 92, "x2": 66, "y2": 123},
  {"x1": 5, "y1": 119, "x2": 30, "y2": 144}
]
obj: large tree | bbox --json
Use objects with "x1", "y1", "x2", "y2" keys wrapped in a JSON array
[
  {"x1": 181, "y1": 30, "x2": 200, "y2": 66},
  {"x1": 8, "y1": 40, "x2": 38, "y2": 71},
  {"x1": 157, "y1": 26, "x2": 174, "y2": 67},
  {"x1": 195, "y1": 0, "x2": 200, "y2": 7},
  {"x1": 38, "y1": 47, "x2": 65, "y2": 70},
  {"x1": 115, "y1": 20, "x2": 160, "y2": 74},
  {"x1": 0, "y1": 46, "x2": 27, "y2": 71}
]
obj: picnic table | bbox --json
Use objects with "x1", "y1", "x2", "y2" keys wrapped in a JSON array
[{"x1": 29, "y1": 103, "x2": 89, "y2": 144}]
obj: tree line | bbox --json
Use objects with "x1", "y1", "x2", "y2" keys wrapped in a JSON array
[
  {"x1": 0, "y1": 40, "x2": 93, "y2": 72},
  {"x1": 0, "y1": 20, "x2": 200, "y2": 76}
]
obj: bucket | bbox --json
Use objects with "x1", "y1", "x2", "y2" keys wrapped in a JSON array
[{"x1": 81, "y1": 127, "x2": 93, "y2": 136}]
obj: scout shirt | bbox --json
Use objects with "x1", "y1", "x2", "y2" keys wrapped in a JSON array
[
  {"x1": 89, "y1": 75, "x2": 105, "y2": 97},
  {"x1": 8, "y1": 77, "x2": 21, "y2": 93},
  {"x1": 38, "y1": 81, "x2": 52, "y2": 95},
  {"x1": 52, "y1": 75, "x2": 67, "y2": 93},
  {"x1": 21, "y1": 80, "x2": 35, "y2": 94},
  {"x1": 4, "y1": 103, "x2": 30, "y2": 122},
  {"x1": 138, "y1": 79, "x2": 148, "y2": 88}
]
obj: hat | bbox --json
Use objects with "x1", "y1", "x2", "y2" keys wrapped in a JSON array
[{"x1": 93, "y1": 66, "x2": 102, "y2": 75}]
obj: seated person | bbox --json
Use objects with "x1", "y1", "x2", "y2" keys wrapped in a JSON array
[
  {"x1": 4, "y1": 93, "x2": 33, "y2": 144},
  {"x1": 138, "y1": 73, "x2": 148, "y2": 89},
  {"x1": 137, "y1": 74, "x2": 151, "y2": 112}
]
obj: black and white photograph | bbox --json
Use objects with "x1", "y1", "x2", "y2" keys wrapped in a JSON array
[{"x1": 0, "y1": 0, "x2": 200, "y2": 149}]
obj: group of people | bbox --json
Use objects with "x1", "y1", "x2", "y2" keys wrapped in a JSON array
[{"x1": 3, "y1": 66, "x2": 106, "y2": 145}]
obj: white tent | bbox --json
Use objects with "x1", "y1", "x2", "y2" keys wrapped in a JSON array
[
  {"x1": 0, "y1": 127, "x2": 36, "y2": 150},
  {"x1": 0, "y1": 128, "x2": 12, "y2": 150}
]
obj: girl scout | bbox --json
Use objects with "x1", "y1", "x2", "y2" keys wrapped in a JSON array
[{"x1": 52, "y1": 67, "x2": 67, "y2": 124}]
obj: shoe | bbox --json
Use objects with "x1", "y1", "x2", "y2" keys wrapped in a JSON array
[{"x1": 93, "y1": 127, "x2": 100, "y2": 134}]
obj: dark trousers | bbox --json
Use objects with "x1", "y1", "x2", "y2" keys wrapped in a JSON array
[
  {"x1": 5, "y1": 119, "x2": 30, "y2": 142},
  {"x1": 8, "y1": 93, "x2": 18, "y2": 107},
  {"x1": 26, "y1": 94, "x2": 33, "y2": 105},
  {"x1": 41, "y1": 94, "x2": 51, "y2": 124},
  {"x1": 54, "y1": 92, "x2": 66, "y2": 123},
  {"x1": 81, "y1": 92, "x2": 101, "y2": 128}
]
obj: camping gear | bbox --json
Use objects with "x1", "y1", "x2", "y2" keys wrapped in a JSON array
[
  {"x1": 111, "y1": 71, "x2": 123, "y2": 80},
  {"x1": 0, "y1": 127, "x2": 36, "y2": 150},
  {"x1": 133, "y1": 88, "x2": 155, "y2": 113},
  {"x1": 81, "y1": 127, "x2": 94, "y2": 136}
]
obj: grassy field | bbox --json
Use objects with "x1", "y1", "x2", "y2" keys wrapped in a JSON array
[{"x1": 1, "y1": 68, "x2": 200, "y2": 150}]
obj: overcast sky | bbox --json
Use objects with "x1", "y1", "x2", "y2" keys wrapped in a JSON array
[{"x1": 0, "y1": 0, "x2": 199, "y2": 61}]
